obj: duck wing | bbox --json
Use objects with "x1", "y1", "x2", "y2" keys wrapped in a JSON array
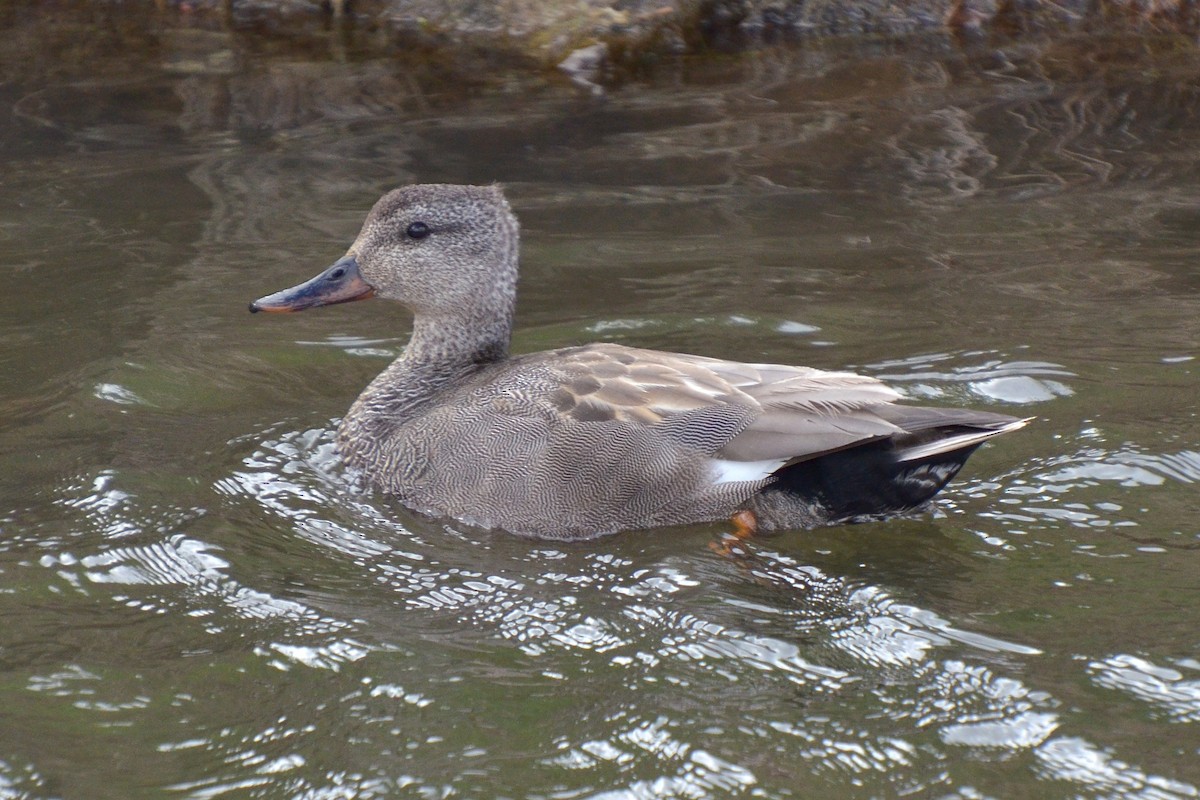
[{"x1": 526, "y1": 343, "x2": 910, "y2": 469}]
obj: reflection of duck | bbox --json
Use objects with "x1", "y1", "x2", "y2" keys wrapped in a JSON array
[{"x1": 251, "y1": 184, "x2": 1028, "y2": 540}]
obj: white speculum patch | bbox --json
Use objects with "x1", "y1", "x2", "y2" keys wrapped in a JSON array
[{"x1": 710, "y1": 458, "x2": 789, "y2": 485}]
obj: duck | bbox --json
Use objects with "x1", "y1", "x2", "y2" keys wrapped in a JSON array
[{"x1": 250, "y1": 184, "x2": 1029, "y2": 540}]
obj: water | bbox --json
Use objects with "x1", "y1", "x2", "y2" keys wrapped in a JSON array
[{"x1": 2, "y1": 10, "x2": 1200, "y2": 798}]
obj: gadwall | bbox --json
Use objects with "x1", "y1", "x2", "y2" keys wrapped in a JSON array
[{"x1": 251, "y1": 184, "x2": 1028, "y2": 539}]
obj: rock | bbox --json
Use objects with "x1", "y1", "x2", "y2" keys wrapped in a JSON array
[{"x1": 10, "y1": 0, "x2": 1200, "y2": 70}]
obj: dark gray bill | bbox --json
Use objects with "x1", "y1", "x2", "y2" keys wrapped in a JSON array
[{"x1": 249, "y1": 254, "x2": 374, "y2": 313}]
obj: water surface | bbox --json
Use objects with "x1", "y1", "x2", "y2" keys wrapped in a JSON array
[{"x1": 2, "y1": 12, "x2": 1199, "y2": 799}]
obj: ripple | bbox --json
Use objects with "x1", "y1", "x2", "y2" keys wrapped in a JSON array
[
  {"x1": 217, "y1": 425, "x2": 351, "y2": 522},
  {"x1": 93, "y1": 382, "x2": 150, "y2": 406},
  {"x1": 747, "y1": 556, "x2": 1040, "y2": 664},
  {"x1": 1090, "y1": 655, "x2": 1200, "y2": 723},
  {"x1": 218, "y1": 425, "x2": 403, "y2": 562},
  {"x1": 981, "y1": 442, "x2": 1200, "y2": 542},
  {"x1": 41, "y1": 535, "x2": 354, "y2": 643},
  {"x1": 859, "y1": 656, "x2": 1063, "y2": 759},
  {"x1": 53, "y1": 469, "x2": 205, "y2": 542},
  {"x1": 1034, "y1": 447, "x2": 1200, "y2": 489},
  {"x1": 970, "y1": 374, "x2": 1072, "y2": 404},
  {"x1": 868, "y1": 351, "x2": 1075, "y2": 405},
  {"x1": 548, "y1": 715, "x2": 758, "y2": 798},
  {"x1": 0, "y1": 758, "x2": 47, "y2": 798},
  {"x1": 633, "y1": 604, "x2": 855, "y2": 692},
  {"x1": 262, "y1": 640, "x2": 371, "y2": 672},
  {"x1": 764, "y1": 720, "x2": 919, "y2": 777},
  {"x1": 940, "y1": 710, "x2": 1059, "y2": 749},
  {"x1": 584, "y1": 318, "x2": 664, "y2": 334},
  {"x1": 1118, "y1": 450, "x2": 1200, "y2": 485},
  {"x1": 1036, "y1": 736, "x2": 1199, "y2": 800},
  {"x1": 41, "y1": 463, "x2": 370, "y2": 672},
  {"x1": 26, "y1": 663, "x2": 101, "y2": 696},
  {"x1": 294, "y1": 334, "x2": 404, "y2": 359}
]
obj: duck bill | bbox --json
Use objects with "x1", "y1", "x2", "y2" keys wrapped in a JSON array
[{"x1": 249, "y1": 254, "x2": 375, "y2": 313}]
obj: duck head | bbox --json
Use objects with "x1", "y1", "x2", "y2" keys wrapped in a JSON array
[{"x1": 250, "y1": 184, "x2": 519, "y2": 318}]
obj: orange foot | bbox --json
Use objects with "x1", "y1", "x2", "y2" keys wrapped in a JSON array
[
  {"x1": 709, "y1": 509, "x2": 759, "y2": 557},
  {"x1": 730, "y1": 509, "x2": 757, "y2": 539}
]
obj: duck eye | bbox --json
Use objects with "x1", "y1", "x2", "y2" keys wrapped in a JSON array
[{"x1": 406, "y1": 221, "x2": 431, "y2": 240}]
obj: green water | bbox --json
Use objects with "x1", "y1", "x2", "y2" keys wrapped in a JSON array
[{"x1": 2, "y1": 10, "x2": 1198, "y2": 799}]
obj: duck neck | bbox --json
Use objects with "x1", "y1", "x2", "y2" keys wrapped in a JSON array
[
  {"x1": 404, "y1": 303, "x2": 513, "y2": 370},
  {"x1": 336, "y1": 302, "x2": 513, "y2": 463}
]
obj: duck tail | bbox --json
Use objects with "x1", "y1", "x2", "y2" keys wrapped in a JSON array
[{"x1": 767, "y1": 411, "x2": 1031, "y2": 524}]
